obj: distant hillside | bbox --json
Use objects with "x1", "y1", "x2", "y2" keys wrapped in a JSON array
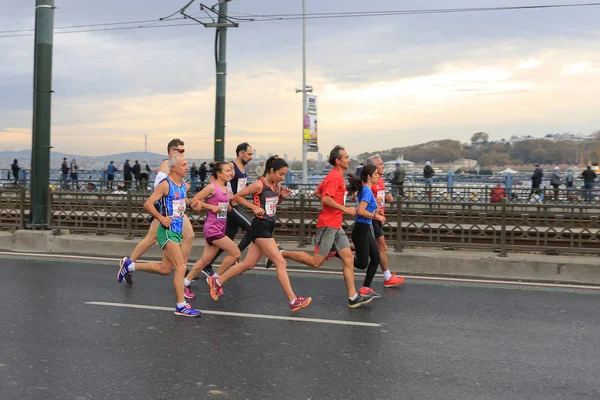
[{"x1": 0, "y1": 150, "x2": 166, "y2": 168}]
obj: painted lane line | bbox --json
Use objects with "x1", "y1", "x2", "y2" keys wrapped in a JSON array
[
  {"x1": 85, "y1": 301, "x2": 381, "y2": 327},
  {"x1": 4, "y1": 251, "x2": 600, "y2": 291}
]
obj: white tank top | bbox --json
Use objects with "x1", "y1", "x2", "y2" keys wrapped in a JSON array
[{"x1": 154, "y1": 172, "x2": 168, "y2": 188}]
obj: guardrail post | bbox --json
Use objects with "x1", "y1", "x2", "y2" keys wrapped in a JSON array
[
  {"x1": 126, "y1": 193, "x2": 133, "y2": 240},
  {"x1": 19, "y1": 186, "x2": 26, "y2": 229},
  {"x1": 395, "y1": 196, "x2": 403, "y2": 253},
  {"x1": 298, "y1": 194, "x2": 306, "y2": 247},
  {"x1": 499, "y1": 198, "x2": 508, "y2": 257}
]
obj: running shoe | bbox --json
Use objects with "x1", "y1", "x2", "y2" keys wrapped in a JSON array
[
  {"x1": 348, "y1": 293, "x2": 375, "y2": 309},
  {"x1": 289, "y1": 296, "x2": 312, "y2": 312},
  {"x1": 184, "y1": 285, "x2": 195, "y2": 300},
  {"x1": 202, "y1": 265, "x2": 214, "y2": 278},
  {"x1": 124, "y1": 273, "x2": 133, "y2": 285},
  {"x1": 360, "y1": 286, "x2": 382, "y2": 299},
  {"x1": 117, "y1": 257, "x2": 133, "y2": 283},
  {"x1": 208, "y1": 275, "x2": 222, "y2": 301},
  {"x1": 265, "y1": 246, "x2": 284, "y2": 269},
  {"x1": 384, "y1": 273, "x2": 405, "y2": 288},
  {"x1": 174, "y1": 303, "x2": 201, "y2": 317}
]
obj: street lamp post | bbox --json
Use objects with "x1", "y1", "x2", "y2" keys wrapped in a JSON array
[{"x1": 296, "y1": 0, "x2": 312, "y2": 185}]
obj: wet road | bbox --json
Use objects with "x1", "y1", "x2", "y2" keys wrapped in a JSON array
[{"x1": 1, "y1": 253, "x2": 599, "y2": 400}]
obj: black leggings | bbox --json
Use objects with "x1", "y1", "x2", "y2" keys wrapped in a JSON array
[
  {"x1": 209, "y1": 206, "x2": 253, "y2": 265},
  {"x1": 352, "y1": 222, "x2": 380, "y2": 288}
]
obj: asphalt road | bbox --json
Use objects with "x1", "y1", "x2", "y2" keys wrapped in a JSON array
[{"x1": 1, "y1": 253, "x2": 599, "y2": 400}]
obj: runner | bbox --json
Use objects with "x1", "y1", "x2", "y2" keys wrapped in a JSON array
[
  {"x1": 347, "y1": 164, "x2": 384, "y2": 299},
  {"x1": 182, "y1": 162, "x2": 241, "y2": 299},
  {"x1": 269, "y1": 145, "x2": 374, "y2": 308},
  {"x1": 202, "y1": 142, "x2": 254, "y2": 277},
  {"x1": 366, "y1": 154, "x2": 405, "y2": 288},
  {"x1": 123, "y1": 139, "x2": 195, "y2": 285},
  {"x1": 206, "y1": 156, "x2": 312, "y2": 312},
  {"x1": 117, "y1": 154, "x2": 200, "y2": 317}
]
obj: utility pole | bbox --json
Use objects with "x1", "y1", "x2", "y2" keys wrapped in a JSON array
[
  {"x1": 213, "y1": 0, "x2": 228, "y2": 162},
  {"x1": 296, "y1": 0, "x2": 312, "y2": 185},
  {"x1": 29, "y1": 0, "x2": 55, "y2": 229}
]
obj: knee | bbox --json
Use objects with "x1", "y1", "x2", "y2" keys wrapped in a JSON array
[
  {"x1": 158, "y1": 265, "x2": 172, "y2": 275},
  {"x1": 173, "y1": 264, "x2": 187, "y2": 274},
  {"x1": 274, "y1": 260, "x2": 288, "y2": 270},
  {"x1": 310, "y1": 258, "x2": 324, "y2": 268},
  {"x1": 230, "y1": 249, "x2": 241, "y2": 261}
]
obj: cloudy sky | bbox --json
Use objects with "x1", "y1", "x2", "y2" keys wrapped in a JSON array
[{"x1": 1, "y1": 0, "x2": 599, "y2": 159}]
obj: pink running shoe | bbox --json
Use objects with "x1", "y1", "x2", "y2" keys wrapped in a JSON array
[{"x1": 184, "y1": 285, "x2": 195, "y2": 300}]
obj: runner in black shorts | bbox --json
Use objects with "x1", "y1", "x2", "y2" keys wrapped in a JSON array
[{"x1": 206, "y1": 157, "x2": 312, "y2": 312}]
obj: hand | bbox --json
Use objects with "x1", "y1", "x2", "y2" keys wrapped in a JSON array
[
  {"x1": 253, "y1": 206, "x2": 266, "y2": 217},
  {"x1": 375, "y1": 197, "x2": 383, "y2": 205},
  {"x1": 211, "y1": 205, "x2": 222, "y2": 214},
  {"x1": 191, "y1": 202, "x2": 203, "y2": 212},
  {"x1": 160, "y1": 216, "x2": 173, "y2": 228},
  {"x1": 343, "y1": 206, "x2": 356, "y2": 216},
  {"x1": 184, "y1": 181, "x2": 191, "y2": 191},
  {"x1": 280, "y1": 187, "x2": 292, "y2": 198},
  {"x1": 375, "y1": 215, "x2": 386, "y2": 223}
]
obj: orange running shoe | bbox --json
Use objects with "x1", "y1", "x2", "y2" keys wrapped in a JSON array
[
  {"x1": 384, "y1": 273, "x2": 405, "y2": 288},
  {"x1": 207, "y1": 275, "x2": 222, "y2": 301},
  {"x1": 289, "y1": 296, "x2": 312, "y2": 312}
]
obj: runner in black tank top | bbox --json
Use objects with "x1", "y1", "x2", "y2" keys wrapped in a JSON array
[{"x1": 206, "y1": 156, "x2": 313, "y2": 313}]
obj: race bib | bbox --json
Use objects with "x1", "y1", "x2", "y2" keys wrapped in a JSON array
[
  {"x1": 237, "y1": 178, "x2": 248, "y2": 193},
  {"x1": 265, "y1": 196, "x2": 278, "y2": 217},
  {"x1": 217, "y1": 202, "x2": 228, "y2": 220},
  {"x1": 377, "y1": 190, "x2": 386, "y2": 207},
  {"x1": 172, "y1": 199, "x2": 186, "y2": 218}
]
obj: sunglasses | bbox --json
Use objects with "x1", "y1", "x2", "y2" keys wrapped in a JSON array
[{"x1": 172, "y1": 148, "x2": 185, "y2": 154}]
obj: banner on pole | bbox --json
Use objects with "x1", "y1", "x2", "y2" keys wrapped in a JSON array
[{"x1": 303, "y1": 95, "x2": 318, "y2": 152}]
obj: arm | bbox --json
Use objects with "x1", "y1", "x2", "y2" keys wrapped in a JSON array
[
  {"x1": 313, "y1": 187, "x2": 323, "y2": 200},
  {"x1": 322, "y1": 195, "x2": 356, "y2": 216},
  {"x1": 158, "y1": 160, "x2": 169, "y2": 175},
  {"x1": 357, "y1": 201, "x2": 375, "y2": 219},
  {"x1": 233, "y1": 181, "x2": 265, "y2": 216},
  {"x1": 144, "y1": 181, "x2": 171, "y2": 227},
  {"x1": 190, "y1": 184, "x2": 217, "y2": 213}
]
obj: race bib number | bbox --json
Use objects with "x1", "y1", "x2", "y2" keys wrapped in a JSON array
[
  {"x1": 217, "y1": 202, "x2": 228, "y2": 220},
  {"x1": 376, "y1": 190, "x2": 386, "y2": 207},
  {"x1": 265, "y1": 196, "x2": 278, "y2": 217},
  {"x1": 237, "y1": 178, "x2": 248, "y2": 193},
  {"x1": 172, "y1": 199, "x2": 186, "y2": 218}
]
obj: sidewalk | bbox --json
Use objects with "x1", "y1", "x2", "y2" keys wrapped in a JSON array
[{"x1": 1, "y1": 230, "x2": 599, "y2": 285}]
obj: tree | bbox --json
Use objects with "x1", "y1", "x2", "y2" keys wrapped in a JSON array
[{"x1": 471, "y1": 132, "x2": 489, "y2": 144}]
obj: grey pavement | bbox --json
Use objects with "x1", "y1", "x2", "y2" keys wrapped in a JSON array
[{"x1": 1, "y1": 255, "x2": 600, "y2": 400}]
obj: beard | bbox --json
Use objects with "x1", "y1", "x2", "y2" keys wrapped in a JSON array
[{"x1": 241, "y1": 158, "x2": 249, "y2": 166}]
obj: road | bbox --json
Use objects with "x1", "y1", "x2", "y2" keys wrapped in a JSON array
[{"x1": 0, "y1": 253, "x2": 599, "y2": 400}]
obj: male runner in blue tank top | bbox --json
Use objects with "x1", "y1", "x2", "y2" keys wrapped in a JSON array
[
  {"x1": 117, "y1": 154, "x2": 200, "y2": 317},
  {"x1": 202, "y1": 142, "x2": 254, "y2": 277},
  {"x1": 122, "y1": 139, "x2": 194, "y2": 285}
]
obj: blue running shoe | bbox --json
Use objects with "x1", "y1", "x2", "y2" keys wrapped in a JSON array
[
  {"x1": 117, "y1": 257, "x2": 133, "y2": 283},
  {"x1": 174, "y1": 303, "x2": 201, "y2": 317}
]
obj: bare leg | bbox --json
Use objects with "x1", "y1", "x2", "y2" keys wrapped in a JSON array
[
  {"x1": 130, "y1": 219, "x2": 159, "y2": 261},
  {"x1": 213, "y1": 237, "x2": 241, "y2": 276},
  {"x1": 218, "y1": 243, "x2": 263, "y2": 285},
  {"x1": 258, "y1": 239, "x2": 296, "y2": 301},
  {"x1": 181, "y1": 216, "x2": 194, "y2": 263},
  {"x1": 186, "y1": 245, "x2": 220, "y2": 282},
  {"x1": 134, "y1": 251, "x2": 173, "y2": 275},
  {"x1": 338, "y1": 247, "x2": 357, "y2": 298},
  {"x1": 281, "y1": 250, "x2": 325, "y2": 269},
  {"x1": 162, "y1": 242, "x2": 187, "y2": 304}
]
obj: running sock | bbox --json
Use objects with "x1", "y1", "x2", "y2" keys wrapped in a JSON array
[
  {"x1": 129, "y1": 262, "x2": 136, "y2": 271},
  {"x1": 176, "y1": 302, "x2": 187, "y2": 308},
  {"x1": 216, "y1": 278, "x2": 221, "y2": 286},
  {"x1": 184, "y1": 278, "x2": 192, "y2": 286},
  {"x1": 383, "y1": 270, "x2": 392, "y2": 280},
  {"x1": 213, "y1": 272, "x2": 220, "y2": 279},
  {"x1": 349, "y1": 294, "x2": 359, "y2": 301},
  {"x1": 289, "y1": 297, "x2": 297, "y2": 305}
]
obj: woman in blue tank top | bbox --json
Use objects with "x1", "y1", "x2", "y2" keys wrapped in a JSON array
[{"x1": 206, "y1": 156, "x2": 313, "y2": 312}]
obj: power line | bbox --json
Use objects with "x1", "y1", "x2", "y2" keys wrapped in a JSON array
[{"x1": 1, "y1": 2, "x2": 598, "y2": 39}]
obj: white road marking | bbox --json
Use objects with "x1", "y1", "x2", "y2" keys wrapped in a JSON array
[
  {"x1": 85, "y1": 301, "x2": 381, "y2": 327},
  {"x1": 3, "y1": 251, "x2": 600, "y2": 290}
]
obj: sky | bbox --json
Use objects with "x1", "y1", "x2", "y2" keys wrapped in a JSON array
[{"x1": 1, "y1": 0, "x2": 599, "y2": 159}]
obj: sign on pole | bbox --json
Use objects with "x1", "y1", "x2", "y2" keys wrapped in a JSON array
[{"x1": 303, "y1": 95, "x2": 318, "y2": 152}]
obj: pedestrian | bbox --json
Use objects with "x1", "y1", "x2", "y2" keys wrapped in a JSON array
[
  {"x1": 207, "y1": 156, "x2": 312, "y2": 312},
  {"x1": 550, "y1": 167, "x2": 561, "y2": 201},
  {"x1": 117, "y1": 153, "x2": 200, "y2": 317},
  {"x1": 392, "y1": 162, "x2": 405, "y2": 197},
  {"x1": 11, "y1": 159, "x2": 20, "y2": 185},
  {"x1": 423, "y1": 161, "x2": 434, "y2": 197},
  {"x1": 254, "y1": 161, "x2": 265, "y2": 178},
  {"x1": 268, "y1": 145, "x2": 375, "y2": 308},
  {"x1": 123, "y1": 159, "x2": 133, "y2": 190},
  {"x1": 183, "y1": 162, "x2": 241, "y2": 300},
  {"x1": 190, "y1": 162, "x2": 199, "y2": 192},
  {"x1": 132, "y1": 160, "x2": 141, "y2": 190},
  {"x1": 122, "y1": 139, "x2": 194, "y2": 286},
  {"x1": 347, "y1": 164, "x2": 385, "y2": 299},
  {"x1": 61, "y1": 157, "x2": 69, "y2": 189},
  {"x1": 529, "y1": 164, "x2": 543, "y2": 199},
  {"x1": 199, "y1": 161, "x2": 208, "y2": 183},
  {"x1": 70, "y1": 158, "x2": 79, "y2": 189},
  {"x1": 139, "y1": 162, "x2": 151, "y2": 192},
  {"x1": 581, "y1": 165, "x2": 597, "y2": 201},
  {"x1": 566, "y1": 168, "x2": 574, "y2": 199},
  {"x1": 106, "y1": 161, "x2": 117, "y2": 190}
]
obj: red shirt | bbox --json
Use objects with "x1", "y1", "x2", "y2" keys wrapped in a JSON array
[
  {"x1": 371, "y1": 179, "x2": 386, "y2": 215},
  {"x1": 316, "y1": 169, "x2": 347, "y2": 229}
]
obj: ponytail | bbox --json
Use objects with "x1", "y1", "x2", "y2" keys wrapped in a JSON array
[{"x1": 263, "y1": 155, "x2": 287, "y2": 177}]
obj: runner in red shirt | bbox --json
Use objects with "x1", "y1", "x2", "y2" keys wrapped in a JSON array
[
  {"x1": 366, "y1": 154, "x2": 405, "y2": 288},
  {"x1": 270, "y1": 145, "x2": 374, "y2": 308}
]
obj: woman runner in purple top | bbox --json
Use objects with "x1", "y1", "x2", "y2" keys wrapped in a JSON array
[{"x1": 183, "y1": 162, "x2": 241, "y2": 300}]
